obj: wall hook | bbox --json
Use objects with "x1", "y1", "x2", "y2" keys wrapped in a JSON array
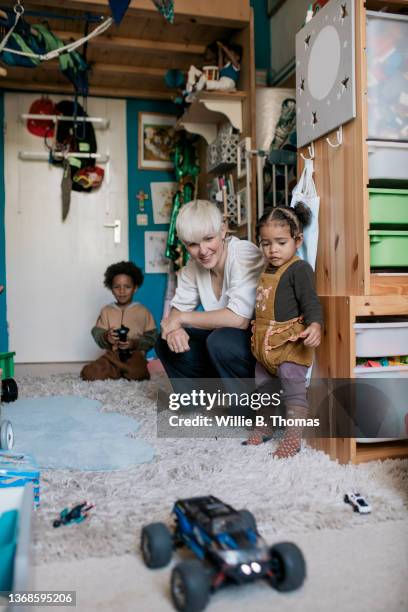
[
  {"x1": 300, "y1": 141, "x2": 315, "y2": 161},
  {"x1": 326, "y1": 125, "x2": 343, "y2": 148}
]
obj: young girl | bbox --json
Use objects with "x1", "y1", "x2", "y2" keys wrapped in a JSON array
[{"x1": 249, "y1": 203, "x2": 323, "y2": 458}]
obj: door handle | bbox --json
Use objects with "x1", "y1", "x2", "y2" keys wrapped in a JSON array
[{"x1": 103, "y1": 219, "x2": 121, "y2": 244}]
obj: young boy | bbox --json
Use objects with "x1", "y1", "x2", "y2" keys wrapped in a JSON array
[{"x1": 81, "y1": 261, "x2": 157, "y2": 382}]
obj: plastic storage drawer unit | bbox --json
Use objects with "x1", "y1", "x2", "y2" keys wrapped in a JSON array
[
  {"x1": 366, "y1": 12, "x2": 408, "y2": 141},
  {"x1": 354, "y1": 322, "x2": 408, "y2": 357},
  {"x1": 369, "y1": 230, "x2": 408, "y2": 267},
  {"x1": 369, "y1": 188, "x2": 408, "y2": 226},
  {"x1": 353, "y1": 366, "x2": 408, "y2": 443},
  {"x1": 368, "y1": 141, "x2": 408, "y2": 183}
]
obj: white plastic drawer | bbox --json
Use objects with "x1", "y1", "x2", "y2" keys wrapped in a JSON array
[
  {"x1": 367, "y1": 141, "x2": 408, "y2": 181},
  {"x1": 353, "y1": 322, "x2": 408, "y2": 357},
  {"x1": 354, "y1": 365, "x2": 408, "y2": 378}
]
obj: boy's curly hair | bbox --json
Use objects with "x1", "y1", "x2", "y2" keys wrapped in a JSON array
[
  {"x1": 256, "y1": 202, "x2": 312, "y2": 241},
  {"x1": 104, "y1": 261, "x2": 144, "y2": 290}
]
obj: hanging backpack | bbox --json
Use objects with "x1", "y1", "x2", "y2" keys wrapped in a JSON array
[
  {"x1": 0, "y1": 10, "x2": 42, "y2": 67},
  {"x1": 53, "y1": 100, "x2": 98, "y2": 193},
  {"x1": 32, "y1": 24, "x2": 89, "y2": 95}
]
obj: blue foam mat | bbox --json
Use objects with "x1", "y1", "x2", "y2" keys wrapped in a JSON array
[{"x1": 3, "y1": 396, "x2": 154, "y2": 471}]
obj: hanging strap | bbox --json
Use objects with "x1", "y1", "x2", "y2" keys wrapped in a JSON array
[
  {"x1": 0, "y1": 1, "x2": 24, "y2": 53},
  {"x1": 1, "y1": 14, "x2": 113, "y2": 61}
]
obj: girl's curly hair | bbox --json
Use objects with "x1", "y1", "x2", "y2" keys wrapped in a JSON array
[
  {"x1": 256, "y1": 202, "x2": 312, "y2": 241},
  {"x1": 104, "y1": 261, "x2": 144, "y2": 290}
]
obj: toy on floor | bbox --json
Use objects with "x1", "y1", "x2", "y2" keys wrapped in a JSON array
[
  {"x1": 53, "y1": 501, "x2": 94, "y2": 528},
  {"x1": 141, "y1": 495, "x2": 306, "y2": 612},
  {"x1": 344, "y1": 492, "x2": 371, "y2": 514}
]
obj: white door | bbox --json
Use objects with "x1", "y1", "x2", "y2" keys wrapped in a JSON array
[{"x1": 5, "y1": 93, "x2": 129, "y2": 362}]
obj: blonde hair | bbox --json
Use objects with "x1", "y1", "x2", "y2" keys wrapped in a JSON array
[{"x1": 176, "y1": 200, "x2": 223, "y2": 243}]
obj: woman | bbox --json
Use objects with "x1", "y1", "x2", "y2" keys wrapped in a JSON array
[{"x1": 156, "y1": 200, "x2": 264, "y2": 393}]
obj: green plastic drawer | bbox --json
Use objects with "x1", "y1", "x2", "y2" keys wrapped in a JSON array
[
  {"x1": 369, "y1": 188, "x2": 408, "y2": 226},
  {"x1": 369, "y1": 230, "x2": 408, "y2": 268}
]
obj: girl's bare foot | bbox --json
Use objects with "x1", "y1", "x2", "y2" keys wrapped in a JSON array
[
  {"x1": 272, "y1": 428, "x2": 302, "y2": 458},
  {"x1": 242, "y1": 428, "x2": 273, "y2": 446}
]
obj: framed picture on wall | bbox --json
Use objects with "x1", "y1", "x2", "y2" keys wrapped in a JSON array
[
  {"x1": 237, "y1": 187, "x2": 248, "y2": 226},
  {"x1": 138, "y1": 112, "x2": 177, "y2": 170},
  {"x1": 144, "y1": 231, "x2": 170, "y2": 273},
  {"x1": 151, "y1": 182, "x2": 178, "y2": 224}
]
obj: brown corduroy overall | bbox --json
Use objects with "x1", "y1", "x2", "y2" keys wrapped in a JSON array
[{"x1": 251, "y1": 256, "x2": 313, "y2": 375}]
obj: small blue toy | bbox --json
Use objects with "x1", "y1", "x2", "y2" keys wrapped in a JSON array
[
  {"x1": 141, "y1": 496, "x2": 306, "y2": 612},
  {"x1": 53, "y1": 501, "x2": 94, "y2": 528}
]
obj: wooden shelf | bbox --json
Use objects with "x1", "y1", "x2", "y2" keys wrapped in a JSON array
[
  {"x1": 177, "y1": 91, "x2": 246, "y2": 143},
  {"x1": 356, "y1": 440, "x2": 408, "y2": 463},
  {"x1": 310, "y1": 438, "x2": 408, "y2": 464},
  {"x1": 370, "y1": 273, "x2": 408, "y2": 296},
  {"x1": 352, "y1": 295, "x2": 408, "y2": 317}
]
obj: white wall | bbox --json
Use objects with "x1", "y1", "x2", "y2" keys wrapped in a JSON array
[
  {"x1": 5, "y1": 94, "x2": 129, "y2": 362},
  {"x1": 270, "y1": 0, "x2": 310, "y2": 82}
]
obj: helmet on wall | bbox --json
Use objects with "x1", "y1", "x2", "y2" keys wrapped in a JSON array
[{"x1": 26, "y1": 97, "x2": 57, "y2": 138}]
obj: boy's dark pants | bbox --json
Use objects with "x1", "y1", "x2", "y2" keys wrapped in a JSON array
[{"x1": 81, "y1": 350, "x2": 149, "y2": 381}]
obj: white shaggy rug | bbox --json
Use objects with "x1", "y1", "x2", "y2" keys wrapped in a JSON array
[{"x1": 14, "y1": 375, "x2": 408, "y2": 565}]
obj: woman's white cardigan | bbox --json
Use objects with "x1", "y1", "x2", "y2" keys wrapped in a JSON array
[{"x1": 171, "y1": 237, "x2": 264, "y2": 319}]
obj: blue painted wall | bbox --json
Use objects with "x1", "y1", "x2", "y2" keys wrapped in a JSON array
[
  {"x1": 0, "y1": 92, "x2": 7, "y2": 352},
  {"x1": 251, "y1": 0, "x2": 272, "y2": 73},
  {"x1": 126, "y1": 99, "x2": 178, "y2": 332}
]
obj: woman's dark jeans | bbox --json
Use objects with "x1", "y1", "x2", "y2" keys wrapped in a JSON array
[{"x1": 155, "y1": 327, "x2": 256, "y2": 413}]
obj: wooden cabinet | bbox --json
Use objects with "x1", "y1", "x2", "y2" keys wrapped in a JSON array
[
  {"x1": 312, "y1": 295, "x2": 408, "y2": 463},
  {"x1": 299, "y1": 0, "x2": 408, "y2": 463}
]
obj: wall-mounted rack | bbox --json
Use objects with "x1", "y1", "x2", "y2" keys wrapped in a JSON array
[
  {"x1": 20, "y1": 114, "x2": 110, "y2": 130},
  {"x1": 18, "y1": 151, "x2": 110, "y2": 163}
]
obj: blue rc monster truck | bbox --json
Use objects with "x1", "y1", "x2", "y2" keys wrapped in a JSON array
[{"x1": 141, "y1": 495, "x2": 306, "y2": 612}]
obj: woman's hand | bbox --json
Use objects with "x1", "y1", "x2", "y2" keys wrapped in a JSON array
[
  {"x1": 299, "y1": 322, "x2": 321, "y2": 348},
  {"x1": 167, "y1": 329, "x2": 190, "y2": 353},
  {"x1": 161, "y1": 311, "x2": 184, "y2": 340}
]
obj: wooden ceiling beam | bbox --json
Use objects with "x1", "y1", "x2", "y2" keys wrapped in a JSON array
[
  {"x1": 54, "y1": 30, "x2": 205, "y2": 55},
  {"x1": 24, "y1": 0, "x2": 250, "y2": 27},
  {"x1": 33, "y1": 61, "x2": 169, "y2": 78},
  {"x1": 1, "y1": 80, "x2": 174, "y2": 100}
]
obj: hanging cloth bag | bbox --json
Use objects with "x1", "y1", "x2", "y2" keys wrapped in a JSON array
[{"x1": 290, "y1": 157, "x2": 320, "y2": 271}]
